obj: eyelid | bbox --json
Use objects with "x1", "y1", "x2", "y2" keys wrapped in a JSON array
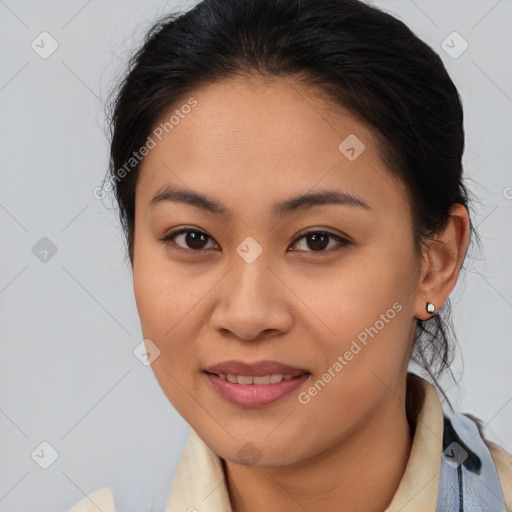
[{"x1": 294, "y1": 227, "x2": 352, "y2": 243}]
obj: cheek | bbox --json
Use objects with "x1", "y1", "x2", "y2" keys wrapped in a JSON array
[
  {"x1": 315, "y1": 237, "x2": 417, "y2": 371},
  {"x1": 133, "y1": 250, "x2": 201, "y2": 412},
  {"x1": 132, "y1": 235, "x2": 207, "y2": 375},
  {"x1": 329, "y1": 247, "x2": 413, "y2": 322},
  {"x1": 133, "y1": 228, "x2": 187, "y2": 329},
  {"x1": 133, "y1": 232, "x2": 176, "y2": 338}
]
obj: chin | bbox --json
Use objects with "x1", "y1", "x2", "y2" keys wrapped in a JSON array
[{"x1": 203, "y1": 433, "x2": 308, "y2": 468}]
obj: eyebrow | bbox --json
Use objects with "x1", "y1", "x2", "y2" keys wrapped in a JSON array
[{"x1": 148, "y1": 185, "x2": 371, "y2": 218}]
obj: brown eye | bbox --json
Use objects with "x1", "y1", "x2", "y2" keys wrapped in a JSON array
[
  {"x1": 182, "y1": 231, "x2": 209, "y2": 250},
  {"x1": 160, "y1": 229, "x2": 218, "y2": 252},
  {"x1": 290, "y1": 230, "x2": 350, "y2": 253},
  {"x1": 305, "y1": 232, "x2": 329, "y2": 251}
]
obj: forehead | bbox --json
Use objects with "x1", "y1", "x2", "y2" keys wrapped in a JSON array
[
  {"x1": 149, "y1": 75, "x2": 376, "y2": 154},
  {"x1": 136, "y1": 75, "x2": 406, "y2": 215}
]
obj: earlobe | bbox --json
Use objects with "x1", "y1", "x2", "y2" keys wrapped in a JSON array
[{"x1": 413, "y1": 204, "x2": 470, "y2": 321}]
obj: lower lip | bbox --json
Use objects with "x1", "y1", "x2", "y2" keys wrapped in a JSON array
[{"x1": 205, "y1": 372, "x2": 310, "y2": 407}]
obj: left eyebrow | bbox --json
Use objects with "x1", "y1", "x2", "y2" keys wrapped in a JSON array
[
  {"x1": 148, "y1": 186, "x2": 372, "y2": 219},
  {"x1": 274, "y1": 189, "x2": 371, "y2": 217}
]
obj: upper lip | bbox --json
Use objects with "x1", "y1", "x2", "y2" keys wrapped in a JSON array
[{"x1": 204, "y1": 359, "x2": 309, "y2": 377}]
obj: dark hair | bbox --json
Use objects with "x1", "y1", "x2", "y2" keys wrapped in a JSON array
[{"x1": 104, "y1": 0, "x2": 476, "y2": 403}]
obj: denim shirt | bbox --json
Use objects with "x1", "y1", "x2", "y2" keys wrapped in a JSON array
[{"x1": 437, "y1": 409, "x2": 508, "y2": 511}]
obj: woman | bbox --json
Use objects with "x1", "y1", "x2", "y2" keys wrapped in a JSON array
[{"x1": 68, "y1": 0, "x2": 512, "y2": 510}]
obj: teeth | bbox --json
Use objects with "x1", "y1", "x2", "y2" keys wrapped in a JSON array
[{"x1": 216, "y1": 373, "x2": 297, "y2": 384}]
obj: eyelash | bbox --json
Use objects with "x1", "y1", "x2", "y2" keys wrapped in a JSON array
[{"x1": 158, "y1": 227, "x2": 351, "y2": 255}]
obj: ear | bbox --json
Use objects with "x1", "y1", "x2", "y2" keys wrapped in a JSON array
[{"x1": 413, "y1": 204, "x2": 471, "y2": 320}]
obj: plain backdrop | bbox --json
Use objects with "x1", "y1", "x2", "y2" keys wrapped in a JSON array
[{"x1": 0, "y1": 0, "x2": 511, "y2": 511}]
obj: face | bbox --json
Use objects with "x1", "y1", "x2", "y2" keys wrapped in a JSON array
[{"x1": 133, "y1": 75, "x2": 422, "y2": 467}]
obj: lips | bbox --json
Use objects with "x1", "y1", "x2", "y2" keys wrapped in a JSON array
[
  {"x1": 203, "y1": 359, "x2": 309, "y2": 377},
  {"x1": 203, "y1": 359, "x2": 310, "y2": 407}
]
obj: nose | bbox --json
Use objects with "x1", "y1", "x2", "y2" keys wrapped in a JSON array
[{"x1": 209, "y1": 254, "x2": 294, "y2": 341}]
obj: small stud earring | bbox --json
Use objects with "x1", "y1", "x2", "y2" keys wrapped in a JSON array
[{"x1": 426, "y1": 302, "x2": 436, "y2": 314}]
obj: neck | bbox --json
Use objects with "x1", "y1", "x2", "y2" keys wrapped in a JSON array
[{"x1": 223, "y1": 379, "x2": 414, "y2": 512}]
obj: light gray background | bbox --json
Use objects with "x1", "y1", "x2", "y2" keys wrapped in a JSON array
[{"x1": 0, "y1": 0, "x2": 511, "y2": 511}]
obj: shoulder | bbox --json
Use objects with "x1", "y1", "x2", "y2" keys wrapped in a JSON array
[
  {"x1": 463, "y1": 412, "x2": 512, "y2": 510},
  {"x1": 485, "y1": 439, "x2": 512, "y2": 512},
  {"x1": 461, "y1": 412, "x2": 512, "y2": 511},
  {"x1": 66, "y1": 486, "x2": 115, "y2": 512}
]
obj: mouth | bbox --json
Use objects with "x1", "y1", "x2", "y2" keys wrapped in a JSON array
[
  {"x1": 203, "y1": 360, "x2": 310, "y2": 407},
  {"x1": 207, "y1": 372, "x2": 301, "y2": 385}
]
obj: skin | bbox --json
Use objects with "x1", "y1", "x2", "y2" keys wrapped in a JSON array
[{"x1": 132, "y1": 75, "x2": 470, "y2": 512}]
